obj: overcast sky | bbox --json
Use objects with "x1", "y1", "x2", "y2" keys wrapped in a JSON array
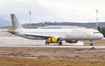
[{"x1": 0, "y1": 0, "x2": 105, "y2": 24}]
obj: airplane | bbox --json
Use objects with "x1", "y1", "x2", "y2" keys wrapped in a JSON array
[{"x1": 9, "y1": 14, "x2": 104, "y2": 46}]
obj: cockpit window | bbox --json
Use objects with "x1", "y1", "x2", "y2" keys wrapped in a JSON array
[{"x1": 94, "y1": 32, "x2": 100, "y2": 34}]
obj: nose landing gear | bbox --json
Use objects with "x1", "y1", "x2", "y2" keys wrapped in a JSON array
[{"x1": 90, "y1": 40, "x2": 93, "y2": 46}]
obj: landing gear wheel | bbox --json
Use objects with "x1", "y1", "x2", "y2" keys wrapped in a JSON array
[
  {"x1": 45, "y1": 42, "x2": 50, "y2": 45},
  {"x1": 90, "y1": 43, "x2": 93, "y2": 46},
  {"x1": 58, "y1": 41, "x2": 62, "y2": 45},
  {"x1": 90, "y1": 40, "x2": 93, "y2": 46}
]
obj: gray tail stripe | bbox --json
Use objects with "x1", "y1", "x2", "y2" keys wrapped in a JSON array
[{"x1": 11, "y1": 14, "x2": 24, "y2": 30}]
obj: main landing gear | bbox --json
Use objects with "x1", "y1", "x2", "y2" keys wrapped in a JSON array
[
  {"x1": 45, "y1": 41, "x2": 63, "y2": 45},
  {"x1": 58, "y1": 41, "x2": 62, "y2": 45},
  {"x1": 90, "y1": 40, "x2": 93, "y2": 46},
  {"x1": 45, "y1": 42, "x2": 50, "y2": 45}
]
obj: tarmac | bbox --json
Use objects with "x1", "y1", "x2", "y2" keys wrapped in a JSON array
[{"x1": 0, "y1": 37, "x2": 105, "y2": 48}]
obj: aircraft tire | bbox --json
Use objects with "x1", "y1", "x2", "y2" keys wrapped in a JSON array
[
  {"x1": 45, "y1": 42, "x2": 50, "y2": 45},
  {"x1": 90, "y1": 43, "x2": 93, "y2": 46},
  {"x1": 58, "y1": 42, "x2": 62, "y2": 45}
]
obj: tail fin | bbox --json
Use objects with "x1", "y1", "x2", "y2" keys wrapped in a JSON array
[{"x1": 11, "y1": 14, "x2": 24, "y2": 30}]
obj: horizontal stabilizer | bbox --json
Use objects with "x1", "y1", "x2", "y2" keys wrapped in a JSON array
[{"x1": 9, "y1": 26, "x2": 15, "y2": 33}]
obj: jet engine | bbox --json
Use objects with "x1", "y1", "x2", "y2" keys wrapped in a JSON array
[
  {"x1": 65, "y1": 40, "x2": 78, "y2": 43},
  {"x1": 46, "y1": 37, "x2": 59, "y2": 43}
]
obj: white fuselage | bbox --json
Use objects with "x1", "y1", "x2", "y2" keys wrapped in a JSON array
[{"x1": 15, "y1": 28, "x2": 104, "y2": 40}]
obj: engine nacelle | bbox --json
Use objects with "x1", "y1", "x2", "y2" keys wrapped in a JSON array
[
  {"x1": 46, "y1": 37, "x2": 59, "y2": 43},
  {"x1": 65, "y1": 40, "x2": 78, "y2": 43}
]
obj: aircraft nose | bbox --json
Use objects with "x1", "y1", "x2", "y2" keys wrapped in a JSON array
[{"x1": 99, "y1": 34, "x2": 104, "y2": 38}]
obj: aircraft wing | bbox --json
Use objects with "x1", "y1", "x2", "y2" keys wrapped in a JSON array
[
  {"x1": 22, "y1": 33, "x2": 64, "y2": 40},
  {"x1": 23, "y1": 33, "x2": 54, "y2": 39}
]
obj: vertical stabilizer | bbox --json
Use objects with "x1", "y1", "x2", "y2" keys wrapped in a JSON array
[{"x1": 11, "y1": 14, "x2": 24, "y2": 30}]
